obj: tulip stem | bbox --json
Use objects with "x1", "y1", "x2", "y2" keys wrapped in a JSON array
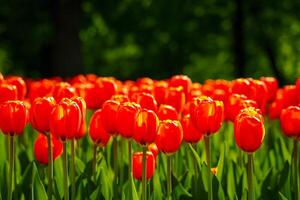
[
  {"x1": 92, "y1": 144, "x2": 97, "y2": 182},
  {"x1": 204, "y1": 136, "x2": 212, "y2": 200},
  {"x1": 293, "y1": 140, "x2": 299, "y2": 200},
  {"x1": 113, "y1": 137, "x2": 118, "y2": 183},
  {"x1": 71, "y1": 139, "x2": 76, "y2": 200},
  {"x1": 8, "y1": 135, "x2": 15, "y2": 200},
  {"x1": 142, "y1": 146, "x2": 147, "y2": 200},
  {"x1": 47, "y1": 133, "x2": 53, "y2": 200},
  {"x1": 167, "y1": 155, "x2": 172, "y2": 200},
  {"x1": 247, "y1": 153, "x2": 254, "y2": 200},
  {"x1": 128, "y1": 140, "x2": 132, "y2": 194},
  {"x1": 62, "y1": 142, "x2": 69, "y2": 200}
]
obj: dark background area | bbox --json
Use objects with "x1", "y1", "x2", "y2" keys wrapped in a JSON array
[{"x1": 0, "y1": 0, "x2": 299, "y2": 84}]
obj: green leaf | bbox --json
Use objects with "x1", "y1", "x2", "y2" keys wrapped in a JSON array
[
  {"x1": 187, "y1": 143, "x2": 201, "y2": 172},
  {"x1": 216, "y1": 142, "x2": 226, "y2": 182},
  {"x1": 153, "y1": 171, "x2": 163, "y2": 200}
]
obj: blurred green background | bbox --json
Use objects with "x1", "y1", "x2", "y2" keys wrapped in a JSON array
[{"x1": 0, "y1": 0, "x2": 299, "y2": 84}]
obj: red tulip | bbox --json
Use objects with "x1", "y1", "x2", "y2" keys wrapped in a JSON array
[
  {"x1": 71, "y1": 96, "x2": 87, "y2": 139},
  {"x1": 30, "y1": 97, "x2": 56, "y2": 133},
  {"x1": 132, "y1": 92, "x2": 157, "y2": 112},
  {"x1": 28, "y1": 79, "x2": 55, "y2": 102},
  {"x1": 133, "y1": 109, "x2": 159, "y2": 145},
  {"x1": 297, "y1": 78, "x2": 300, "y2": 103},
  {"x1": 101, "y1": 100, "x2": 120, "y2": 134},
  {"x1": 50, "y1": 98, "x2": 82, "y2": 141},
  {"x1": 155, "y1": 120, "x2": 183, "y2": 154},
  {"x1": 282, "y1": 85, "x2": 298, "y2": 108},
  {"x1": 89, "y1": 109, "x2": 112, "y2": 146},
  {"x1": 0, "y1": 73, "x2": 3, "y2": 83},
  {"x1": 137, "y1": 77, "x2": 154, "y2": 86},
  {"x1": 6, "y1": 76, "x2": 27, "y2": 100},
  {"x1": 157, "y1": 104, "x2": 178, "y2": 120},
  {"x1": 260, "y1": 77, "x2": 278, "y2": 102},
  {"x1": 165, "y1": 86, "x2": 185, "y2": 113},
  {"x1": 132, "y1": 151, "x2": 155, "y2": 180},
  {"x1": 231, "y1": 78, "x2": 256, "y2": 100},
  {"x1": 169, "y1": 75, "x2": 192, "y2": 97},
  {"x1": 116, "y1": 102, "x2": 141, "y2": 138},
  {"x1": 280, "y1": 106, "x2": 300, "y2": 139},
  {"x1": 153, "y1": 81, "x2": 168, "y2": 105},
  {"x1": 111, "y1": 94, "x2": 129, "y2": 103},
  {"x1": 234, "y1": 107, "x2": 265, "y2": 153},
  {"x1": 148, "y1": 143, "x2": 159, "y2": 158},
  {"x1": 252, "y1": 80, "x2": 268, "y2": 113},
  {"x1": 190, "y1": 96, "x2": 224, "y2": 135},
  {"x1": 181, "y1": 114, "x2": 204, "y2": 143},
  {"x1": 53, "y1": 82, "x2": 76, "y2": 102},
  {"x1": 0, "y1": 83, "x2": 18, "y2": 103},
  {"x1": 0, "y1": 100, "x2": 28, "y2": 135},
  {"x1": 34, "y1": 133, "x2": 63, "y2": 164}
]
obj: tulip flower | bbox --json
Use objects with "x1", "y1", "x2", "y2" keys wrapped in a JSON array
[
  {"x1": 189, "y1": 96, "x2": 224, "y2": 200},
  {"x1": 155, "y1": 120, "x2": 183, "y2": 199},
  {"x1": 148, "y1": 143, "x2": 159, "y2": 158},
  {"x1": 157, "y1": 104, "x2": 178, "y2": 120},
  {"x1": 169, "y1": 75, "x2": 192, "y2": 97},
  {"x1": 0, "y1": 100, "x2": 28, "y2": 200},
  {"x1": 34, "y1": 133, "x2": 63, "y2": 165},
  {"x1": 52, "y1": 82, "x2": 76, "y2": 102},
  {"x1": 156, "y1": 120, "x2": 183, "y2": 154},
  {"x1": 231, "y1": 78, "x2": 256, "y2": 100},
  {"x1": 132, "y1": 92, "x2": 158, "y2": 112},
  {"x1": 153, "y1": 81, "x2": 168, "y2": 105},
  {"x1": 165, "y1": 86, "x2": 186, "y2": 113},
  {"x1": 89, "y1": 109, "x2": 112, "y2": 181},
  {"x1": 280, "y1": 106, "x2": 300, "y2": 200},
  {"x1": 0, "y1": 83, "x2": 18, "y2": 103},
  {"x1": 133, "y1": 108, "x2": 159, "y2": 200},
  {"x1": 30, "y1": 96, "x2": 56, "y2": 199},
  {"x1": 297, "y1": 78, "x2": 300, "y2": 103},
  {"x1": 181, "y1": 114, "x2": 204, "y2": 144},
  {"x1": 234, "y1": 107, "x2": 265, "y2": 200},
  {"x1": 132, "y1": 151, "x2": 155, "y2": 180},
  {"x1": 101, "y1": 100, "x2": 120, "y2": 135},
  {"x1": 50, "y1": 98, "x2": 82, "y2": 200},
  {"x1": 260, "y1": 77, "x2": 278, "y2": 102},
  {"x1": 6, "y1": 76, "x2": 27, "y2": 100}
]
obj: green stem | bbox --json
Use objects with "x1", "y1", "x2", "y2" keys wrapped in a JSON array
[
  {"x1": 293, "y1": 140, "x2": 299, "y2": 200},
  {"x1": 62, "y1": 142, "x2": 69, "y2": 200},
  {"x1": 92, "y1": 144, "x2": 97, "y2": 182},
  {"x1": 113, "y1": 137, "x2": 118, "y2": 183},
  {"x1": 47, "y1": 133, "x2": 53, "y2": 200},
  {"x1": 8, "y1": 135, "x2": 15, "y2": 200},
  {"x1": 71, "y1": 139, "x2": 76, "y2": 200},
  {"x1": 128, "y1": 140, "x2": 132, "y2": 193},
  {"x1": 167, "y1": 155, "x2": 172, "y2": 200},
  {"x1": 247, "y1": 154, "x2": 254, "y2": 200},
  {"x1": 142, "y1": 146, "x2": 147, "y2": 200},
  {"x1": 204, "y1": 136, "x2": 212, "y2": 200}
]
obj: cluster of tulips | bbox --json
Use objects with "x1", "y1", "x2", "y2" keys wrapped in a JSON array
[{"x1": 0, "y1": 72, "x2": 299, "y2": 200}]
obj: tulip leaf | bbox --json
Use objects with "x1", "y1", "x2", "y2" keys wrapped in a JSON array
[
  {"x1": 153, "y1": 171, "x2": 163, "y2": 200},
  {"x1": 217, "y1": 142, "x2": 226, "y2": 182},
  {"x1": 187, "y1": 143, "x2": 201, "y2": 172}
]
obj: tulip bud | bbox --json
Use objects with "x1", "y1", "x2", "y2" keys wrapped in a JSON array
[
  {"x1": 280, "y1": 106, "x2": 300, "y2": 139},
  {"x1": 89, "y1": 109, "x2": 111, "y2": 146},
  {"x1": 132, "y1": 151, "x2": 155, "y2": 180}
]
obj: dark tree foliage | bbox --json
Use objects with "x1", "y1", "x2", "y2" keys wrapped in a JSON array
[{"x1": 0, "y1": 0, "x2": 299, "y2": 83}]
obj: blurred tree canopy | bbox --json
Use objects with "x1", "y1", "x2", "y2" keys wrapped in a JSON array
[{"x1": 0, "y1": 0, "x2": 299, "y2": 84}]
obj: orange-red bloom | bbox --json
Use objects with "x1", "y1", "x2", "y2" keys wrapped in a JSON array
[
  {"x1": 50, "y1": 98, "x2": 82, "y2": 141},
  {"x1": 0, "y1": 83, "x2": 18, "y2": 103},
  {"x1": 280, "y1": 106, "x2": 300, "y2": 139},
  {"x1": 181, "y1": 114, "x2": 204, "y2": 143},
  {"x1": 89, "y1": 109, "x2": 112, "y2": 146},
  {"x1": 148, "y1": 143, "x2": 159, "y2": 158},
  {"x1": 132, "y1": 92, "x2": 157, "y2": 112},
  {"x1": 30, "y1": 97, "x2": 56, "y2": 133},
  {"x1": 34, "y1": 133, "x2": 63, "y2": 165},
  {"x1": 190, "y1": 96, "x2": 224, "y2": 135},
  {"x1": 101, "y1": 100, "x2": 120, "y2": 134},
  {"x1": 53, "y1": 82, "x2": 76, "y2": 102},
  {"x1": 133, "y1": 109, "x2": 159, "y2": 145},
  {"x1": 165, "y1": 86, "x2": 185, "y2": 113},
  {"x1": 234, "y1": 107, "x2": 265, "y2": 153},
  {"x1": 132, "y1": 151, "x2": 155, "y2": 180},
  {"x1": 153, "y1": 81, "x2": 168, "y2": 105},
  {"x1": 260, "y1": 77, "x2": 278, "y2": 102},
  {"x1": 117, "y1": 102, "x2": 141, "y2": 138},
  {"x1": 157, "y1": 104, "x2": 178, "y2": 120},
  {"x1": 71, "y1": 96, "x2": 87, "y2": 139},
  {"x1": 0, "y1": 100, "x2": 28, "y2": 135},
  {"x1": 155, "y1": 120, "x2": 183, "y2": 154},
  {"x1": 169, "y1": 75, "x2": 192, "y2": 97},
  {"x1": 6, "y1": 76, "x2": 27, "y2": 100}
]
